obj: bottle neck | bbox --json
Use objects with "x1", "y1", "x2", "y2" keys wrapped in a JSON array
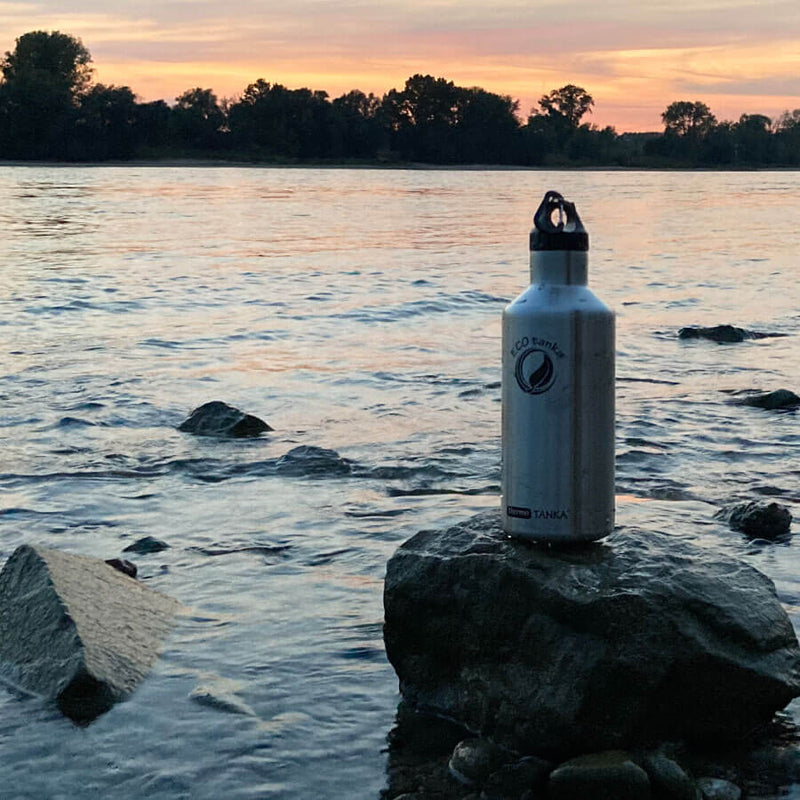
[{"x1": 530, "y1": 250, "x2": 588, "y2": 285}]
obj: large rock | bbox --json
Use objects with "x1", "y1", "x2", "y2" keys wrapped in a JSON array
[
  {"x1": 178, "y1": 400, "x2": 272, "y2": 437},
  {"x1": 0, "y1": 545, "x2": 180, "y2": 723},
  {"x1": 383, "y1": 511, "x2": 800, "y2": 759}
]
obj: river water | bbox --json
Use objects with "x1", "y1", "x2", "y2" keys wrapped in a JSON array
[{"x1": 0, "y1": 166, "x2": 799, "y2": 798}]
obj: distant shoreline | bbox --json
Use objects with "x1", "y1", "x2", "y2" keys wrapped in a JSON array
[{"x1": 1, "y1": 159, "x2": 799, "y2": 172}]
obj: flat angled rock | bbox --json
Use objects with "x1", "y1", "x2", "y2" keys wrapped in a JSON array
[
  {"x1": 384, "y1": 510, "x2": 800, "y2": 758},
  {"x1": 178, "y1": 400, "x2": 272, "y2": 437},
  {"x1": 0, "y1": 545, "x2": 180, "y2": 723}
]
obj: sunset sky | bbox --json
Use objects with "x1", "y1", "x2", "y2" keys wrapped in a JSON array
[{"x1": 2, "y1": 0, "x2": 799, "y2": 132}]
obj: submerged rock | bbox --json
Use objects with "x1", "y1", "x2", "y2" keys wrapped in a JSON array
[
  {"x1": 678, "y1": 325, "x2": 784, "y2": 343},
  {"x1": 178, "y1": 400, "x2": 272, "y2": 437},
  {"x1": 383, "y1": 510, "x2": 800, "y2": 759},
  {"x1": 123, "y1": 535, "x2": 170, "y2": 555},
  {"x1": 274, "y1": 445, "x2": 352, "y2": 476},
  {"x1": 189, "y1": 685, "x2": 256, "y2": 716},
  {"x1": 0, "y1": 545, "x2": 180, "y2": 723},
  {"x1": 730, "y1": 389, "x2": 800, "y2": 410},
  {"x1": 715, "y1": 501, "x2": 792, "y2": 539}
]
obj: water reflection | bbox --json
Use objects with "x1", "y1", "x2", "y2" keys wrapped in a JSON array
[{"x1": 0, "y1": 166, "x2": 798, "y2": 798}]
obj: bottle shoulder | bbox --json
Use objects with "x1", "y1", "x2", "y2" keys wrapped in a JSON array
[{"x1": 505, "y1": 283, "x2": 613, "y2": 317}]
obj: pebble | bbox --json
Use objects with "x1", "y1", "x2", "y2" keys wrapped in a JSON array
[
  {"x1": 548, "y1": 751, "x2": 652, "y2": 800},
  {"x1": 480, "y1": 755, "x2": 551, "y2": 799},
  {"x1": 640, "y1": 752, "x2": 698, "y2": 800},
  {"x1": 448, "y1": 738, "x2": 507, "y2": 786},
  {"x1": 696, "y1": 777, "x2": 741, "y2": 800}
]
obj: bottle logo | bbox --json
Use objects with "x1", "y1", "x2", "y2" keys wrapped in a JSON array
[{"x1": 515, "y1": 348, "x2": 556, "y2": 394}]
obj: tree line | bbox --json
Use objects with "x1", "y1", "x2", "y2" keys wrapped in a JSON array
[{"x1": 2, "y1": 31, "x2": 800, "y2": 167}]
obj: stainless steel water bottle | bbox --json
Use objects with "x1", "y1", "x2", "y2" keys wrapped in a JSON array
[{"x1": 501, "y1": 190, "x2": 614, "y2": 542}]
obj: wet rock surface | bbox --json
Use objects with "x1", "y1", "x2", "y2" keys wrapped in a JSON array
[
  {"x1": 696, "y1": 777, "x2": 741, "y2": 800},
  {"x1": 547, "y1": 751, "x2": 652, "y2": 800},
  {"x1": 123, "y1": 535, "x2": 170, "y2": 555},
  {"x1": 480, "y1": 755, "x2": 551, "y2": 799},
  {"x1": 104, "y1": 557, "x2": 138, "y2": 578},
  {"x1": 716, "y1": 501, "x2": 793, "y2": 539},
  {"x1": 678, "y1": 325, "x2": 785, "y2": 343},
  {"x1": 639, "y1": 752, "x2": 699, "y2": 800},
  {"x1": 730, "y1": 389, "x2": 800, "y2": 410},
  {"x1": 384, "y1": 510, "x2": 800, "y2": 759},
  {"x1": 380, "y1": 706, "x2": 800, "y2": 799},
  {"x1": 0, "y1": 545, "x2": 180, "y2": 723},
  {"x1": 448, "y1": 738, "x2": 508, "y2": 786},
  {"x1": 274, "y1": 445, "x2": 352, "y2": 476},
  {"x1": 177, "y1": 400, "x2": 272, "y2": 437}
]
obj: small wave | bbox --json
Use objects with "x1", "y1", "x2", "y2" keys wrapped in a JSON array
[
  {"x1": 616, "y1": 449, "x2": 668, "y2": 466},
  {"x1": 344, "y1": 508, "x2": 409, "y2": 518},
  {"x1": 624, "y1": 437, "x2": 669, "y2": 452},
  {"x1": 189, "y1": 543, "x2": 292, "y2": 558},
  {"x1": 334, "y1": 290, "x2": 507, "y2": 324},
  {"x1": 616, "y1": 480, "x2": 701, "y2": 502},
  {"x1": 372, "y1": 372, "x2": 480, "y2": 389},
  {"x1": 438, "y1": 446, "x2": 476, "y2": 456},
  {"x1": 140, "y1": 338, "x2": 183, "y2": 349},
  {"x1": 618, "y1": 376, "x2": 680, "y2": 386},
  {"x1": 336, "y1": 645, "x2": 385, "y2": 662},
  {"x1": 55, "y1": 417, "x2": 97, "y2": 428},
  {"x1": 304, "y1": 548, "x2": 352, "y2": 566},
  {"x1": 65, "y1": 402, "x2": 105, "y2": 412},
  {"x1": 387, "y1": 484, "x2": 500, "y2": 497},
  {"x1": 365, "y1": 464, "x2": 459, "y2": 481}
]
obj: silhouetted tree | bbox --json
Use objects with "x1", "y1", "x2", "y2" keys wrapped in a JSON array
[
  {"x1": 171, "y1": 87, "x2": 225, "y2": 150},
  {"x1": 567, "y1": 124, "x2": 618, "y2": 163},
  {"x1": 0, "y1": 30, "x2": 92, "y2": 158},
  {"x1": 227, "y1": 80, "x2": 335, "y2": 158},
  {"x1": 380, "y1": 75, "x2": 520, "y2": 163},
  {"x1": 74, "y1": 84, "x2": 137, "y2": 159},
  {"x1": 654, "y1": 101, "x2": 718, "y2": 164},
  {"x1": 5, "y1": 29, "x2": 800, "y2": 167},
  {"x1": 521, "y1": 85, "x2": 594, "y2": 163},
  {"x1": 537, "y1": 85, "x2": 594, "y2": 129},
  {"x1": 382, "y1": 74, "x2": 464, "y2": 161},
  {"x1": 331, "y1": 89, "x2": 384, "y2": 157},
  {"x1": 700, "y1": 120, "x2": 736, "y2": 165},
  {"x1": 134, "y1": 99, "x2": 171, "y2": 150},
  {"x1": 520, "y1": 112, "x2": 560, "y2": 165},
  {"x1": 774, "y1": 109, "x2": 800, "y2": 165},
  {"x1": 661, "y1": 101, "x2": 716, "y2": 138},
  {"x1": 455, "y1": 87, "x2": 520, "y2": 163},
  {"x1": 734, "y1": 113, "x2": 773, "y2": 164}
]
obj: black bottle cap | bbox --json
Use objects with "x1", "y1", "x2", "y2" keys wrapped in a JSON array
[{"x1": 530, "y1": 190, "x2": 589, "y2": 252}]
